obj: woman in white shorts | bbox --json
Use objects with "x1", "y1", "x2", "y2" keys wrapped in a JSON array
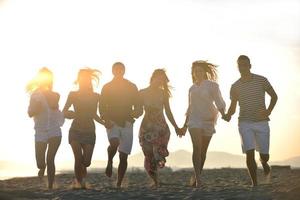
[
  {"x1": 27, "y1": 67, "x2": 64, "y2": 189},
  {"x1": 182, "y1": 60, "x2": 226, "y2": 187}
]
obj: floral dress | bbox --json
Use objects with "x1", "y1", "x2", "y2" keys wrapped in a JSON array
[{"x1": 139, "y1": 88, "x2": 170, "y2": 176}]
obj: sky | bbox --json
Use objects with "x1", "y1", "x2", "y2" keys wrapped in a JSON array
[{"x1": 0, "y1": 0, "x2": 300, "y2": 170}]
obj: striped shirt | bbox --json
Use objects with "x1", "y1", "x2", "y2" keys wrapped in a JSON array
[{"x1": 230, "y1": 73, "x2": 273, "y2": 122}]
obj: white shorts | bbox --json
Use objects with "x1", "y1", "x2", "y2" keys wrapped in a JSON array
[
  {"x1": 187, "y1": 121, "x2": 216, "y2": 136},
  {"x1": 238, "y1": 121, "x2": 270, "y2": 154},
  {"x1": 188, "y1": 128, "x2": 214, "y2": 137},
  {"x1": 106, "y1": 122, "x2": 133, "y2": 155}
]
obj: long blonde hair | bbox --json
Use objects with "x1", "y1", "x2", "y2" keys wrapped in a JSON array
[
  {"x1": 75, "y1": 68, "x2": 101, "y2": 91},
  {"x1": 192, "y1": 60, "x2": 218, "y2": 83},
  {"x1": 150, "y1": 68, "x2": 172, "y2": 98},
  {"x1": 26, "y1": 67, "x2": 53, "y2": 93}
]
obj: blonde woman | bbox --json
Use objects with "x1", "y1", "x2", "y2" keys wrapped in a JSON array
[
  {"x1": 181, "y1": 61, "x2": 226, "y2": 187},
  {"x1": 63, "y1": 68, "x2": 104, "y2": 189},
  {"x1": 27, "y1": 67, "x2": 64, "y2": 189},
  {"x1": 139, "y1": 69, "x2": 180, "y2": 187}
]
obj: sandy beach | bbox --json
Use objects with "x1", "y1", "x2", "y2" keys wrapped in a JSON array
[{"x1": 0, "y1": 168, "x2": 299, "y2": 200}]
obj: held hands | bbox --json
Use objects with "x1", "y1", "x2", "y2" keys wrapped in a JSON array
[
  {"x1": 175, "y1": 127, "x2": 182, "y2": 138},
  {"x1": 103, "y1": 120, "x2": 114, "y2": 129},
  {"x1": 175, "y1": 126, "x2": 187, "y2": 138},
  {"x1": 222, "y1": 113, "x2": 231, "y2": 122},
  {"x1": 64, "y1": 110, "x2": 76, "y2": 119}
]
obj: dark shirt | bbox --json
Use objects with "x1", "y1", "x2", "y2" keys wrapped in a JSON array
[
  {"x1": 65, "y1": 91, "x2": 100, "y2": 133},
  {"x1": 99, "y1": 78, "x2": 142, "y2": 127}
]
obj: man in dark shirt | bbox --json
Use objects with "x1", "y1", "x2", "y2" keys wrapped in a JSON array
[
  {"x1": 99, "y1": 62, "x2": 143, "y2": 188},
  {"x1": 223, "y1": 55, "x2": 278, "y2": 187}
]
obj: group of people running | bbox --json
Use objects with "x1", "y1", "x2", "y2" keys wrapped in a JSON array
[{"x1": 26, "y1": 55, "x2": 278, "y2": 190}]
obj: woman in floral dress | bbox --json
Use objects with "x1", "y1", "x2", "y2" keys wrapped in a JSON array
[{"x1": 139, "y1": 69, "x2": 180, "y2": 187}]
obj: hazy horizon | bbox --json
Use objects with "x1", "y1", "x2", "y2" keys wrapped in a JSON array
[
  {"x1": 0, "y1": 0, "x2": 300, "y2": 178},
  {"x1": 1, "y1": 149, "x2": 300, "y2": 180}
]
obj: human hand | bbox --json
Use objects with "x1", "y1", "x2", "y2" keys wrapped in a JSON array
[
  {"x1": 104, "y1": 120, "x2": 114, "y2": 129},
  {"x1": 222, "y1": 114, "x2": 231, "y2": 122},
  {"x1": 178, "y1": 127, "x2": 187, "y2": 138},
  {"x1": 175, "y1": 127, "x2": 183, "y2": 138},
  {"x1": 64, "y1": 111, "x2": 76, "y2": 119},
  {"x1": 182, "y1": 127, "x2": 187, "y2": 135},
  {"x1": 131, "y1": 110, "x2": 142, "y2": 119},
  {"x1": 257, "y1": 110, "x2": 271, "y2": 119}
]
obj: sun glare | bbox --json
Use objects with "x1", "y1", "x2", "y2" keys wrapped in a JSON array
[{"x1": 0, "y1": 0, "x2": 299, "y2": 180}]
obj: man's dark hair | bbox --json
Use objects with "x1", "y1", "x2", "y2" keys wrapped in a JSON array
[
  {"x1": 237, "y1": 55, "x2": 251, "y2": 63},
  {"x1": 112, "y1": 62, "x2": 125, "y2": 71}
]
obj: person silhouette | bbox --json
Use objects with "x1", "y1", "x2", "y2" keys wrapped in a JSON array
[
  {"x1": 99, "y1": 62, "x2": 143, "y2": 188},
  {"x1": 223, "y1": 55, "x2": 278, "y2": 187},
  {"x1": 139, "y1": 69, "x2": 181, "y2": 187},
  {"x1": 27, "y1": 67, "x2": 64, "y2": 189},
  {"x1": 181, "y1": 61, "x2": 226, "y2": 188},
  {"x1": 63, "y1": 68, "x2": 104, "y2": 189}
]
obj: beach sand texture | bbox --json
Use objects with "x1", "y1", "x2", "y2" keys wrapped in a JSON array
[{"x1": 0, "y1": 168, "x2": 299, "y2": 200}]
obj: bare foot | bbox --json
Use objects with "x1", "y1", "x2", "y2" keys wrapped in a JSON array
[
  {"x1": 264, "y1": 170, "x2": 272, "y2": 184},
  {"x1": 48, "y1": 182, "x2": 57, "y2": 190},
  {"x1": 81, "y1": 178, "x2": 87, "y2": 189},
  {"x1": 190, "y1": 176, "x2": 196, "y2": 187},
  {"x1": 251, "y1": 183, "x2": 258, "y2": 188},
  {"x1": 150, "y1": 178, "x2": 160, "y2": 189},
  {"x1": 251, "y1": 181, "x2": 258, "y2": 187},
  {"x1": 195, "y1": 179, "x2": 202, "y2": 188},
  {"x1": 190, "y1": 175, "x2": 202, "y2": 187},
  {"x1": 38, "y1": 168, "x2": 45, "y2": 180},
  {"x1": 105, "y1": 160, "x2": 113, "y2": 178},
  {"x1": 48, "y1": 184, "x2": 53, "y2": 190},
  {"x1": 262, "y1": 162, "x2": 271, "y2": 183},
  {"x1": 72, "y1": 178, "x2": 82, "y2": 190},
  {"x1": 116, "y1": 182, "x2": 121, "y2": 188},
  {"x1": 262, "y1": 162, "x2": 271, "y2": 175}
]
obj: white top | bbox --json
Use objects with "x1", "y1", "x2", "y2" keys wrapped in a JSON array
[
  {"x1": 28, "y1": 91, "x2": 64, "y2": 134},
  {"x1": 187, "y1": 80, "x2": 226, "y2": 130}
]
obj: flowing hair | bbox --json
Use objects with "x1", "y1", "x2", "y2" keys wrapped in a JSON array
[
  {"x1": 75, "y1": 68, "x2": 101, "y2": 91},
  {"x1": 150, "y1": 68, "x2": 172, "y2": 98},
  {"x1": 192, "y1": 60, "x2": 218, "y2": 83},
  {"x1": 26, "y1": 67, "x2": 53, "y2": 93}
]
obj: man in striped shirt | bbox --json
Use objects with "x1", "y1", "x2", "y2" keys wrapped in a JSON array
[{"x1": 223, "y1": 55, "x2": 278, "y2": 187}]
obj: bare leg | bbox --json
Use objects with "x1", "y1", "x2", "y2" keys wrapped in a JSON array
[
  {"x1": 70, "y1": 141, "x2": 84, "y2": 185},
  {"x1": 46, "y1": 136, "x2": 61, "y2": 189},
  {"x1": 260, "y1": 153, "x2": 271, "y2": 183},
  {"x1": 82, "y1": 144, "x2": 95, "y2": 173},
  {"x1": 199, "y1": 136, "x2": 212, "y2": 174},
  {"x1": 189, "y1": 129, "x2": 203, "y2": 187},
  {"x1": 106, "y1": 138, "x2": 119, "y2": 178},
  {"x1": 35, "y1": 141, "x2": 47, "y2": 180},
  {"x1": 246, "y1": 149, "x2": 257, "y2": 186},
  {"x1": 117, "y1": 152, "x2": 128, "y2": 187},
  {"x1": 150, "y1": 167, "x2": 158, "y2": 187},
  {"x1": 142, "y1": 145, "x2": 158, "y2": 187},
  {"x1": 260, "y1": 153, "x2": 270, "y2": 175}
]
